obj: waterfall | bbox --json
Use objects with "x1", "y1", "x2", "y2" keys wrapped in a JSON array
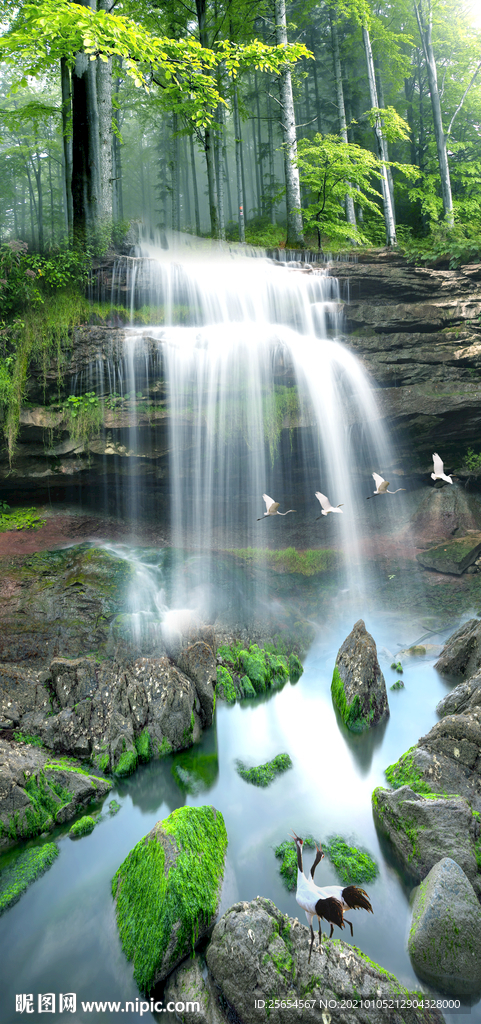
[{"x1": 89, "y1": 243, "x2": 402, "y2": 626}]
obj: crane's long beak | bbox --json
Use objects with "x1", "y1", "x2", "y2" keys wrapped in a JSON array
[{"x1": 289, "y1": 829, "x2": 301, "y2": 842}]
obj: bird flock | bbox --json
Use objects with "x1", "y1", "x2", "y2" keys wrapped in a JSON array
[{"x1": 259, "y1": 453, "x2": 452, "y2": 520}]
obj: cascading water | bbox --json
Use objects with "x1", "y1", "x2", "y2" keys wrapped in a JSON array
[{"x1": 86, "y1": 240, "x2": 410, "y2": 632}]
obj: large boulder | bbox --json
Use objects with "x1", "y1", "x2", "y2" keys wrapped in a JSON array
[
  {"x1": 201, "y1": 897, "x2": 444, "y2": 1024},
  {"x1": 0, "y1": 738, "x2": 112, "y2": 848},
  {"x1": 436, "y1": 672, "x2": 481, "y2": 717},
  {"x1": 434, "y1": 618, "x2": 481, "y2": 677},
  {"x1": 384, "y1": 718, "x2": 481, "y2": 813},
  {"x1": 372, "y1": 785, "x2": 481, "y2": 893},
  {"x1": 408, "y1": 858, "x2": 481, "y2": 997},
  {"x1": 416, "y1": 533, "x2": 481, "y2": 575},
  {"x1": 112, "y1": 805, "x2": 227, "y2": 993},
  {"x1": 331, "y1": 620, "x2": 389, "y2": 732}
]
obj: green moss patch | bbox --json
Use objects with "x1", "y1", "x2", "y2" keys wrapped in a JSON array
[
  {"x1": 236, "y1": 753, "x2": 293, "y2": 787},
  {"x1": 390, "y1": 680, "x2": 405, "y2": 691},
  {"x1": 134, "y1": 729, "x2": 152, "y2": 764},
  {"x1": 288, "y1": 652, "x2": 303, "y2": 682},
  {"x1": 384, "y1": 746, "x2": 433, "y2": 794},
  {"x1": 9, "y1": 771, "x2": 73, "y2": 841},
  {"x1": 108, "y1": 800, "x2": 121, "y2": 816},
  {"x1": 0, "y1": 843, "x2": 59, "y2": 915},
  {"x1": 226, "y1": 547, "x2": 338, "y2": 576},
  {"x1": 0, "y1": 506, "x2": 46, "y2": 532},
  {"x1": 112, "y1": 805, "x2": 227, "y2": 993},
  {"x1": 331, "y1": 666, "x2": 369, "y2": 733},
  {"x1": 114, "y1": 750, "x2": 138, "y2": 778},
  {"x1": 216, "y1": 665, "x2": 237, "y2": 703},
  {"x1": 69, "y1": 815, "x2": 96, "y2": 838},
  {"x1": 274, "y1": 836, "x2": 317, "y2": 891},
  {"x1": 324, "y1": 835, "x2": 379, "y2": 885},
  {"x1": 216, "y1": 641, "x2": 303, "y2": 704},
  {"x1": 171, "y1": 751, "x2": 219, "y2": 794}
]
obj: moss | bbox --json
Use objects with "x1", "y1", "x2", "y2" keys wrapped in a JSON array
[
  {"x1": 11, "y1": 770, "x2": 73, "y2": 840},
  {"x1": 288, "y1": 652, "x2": 303, "y2": 682},
  {"x1": 135, "y1": 729, "x2": 152, "y2": 764},
  {"x1": 112, "y1": 805, "x2": 227, "y2": 994},
  {"x1": 331, "y1": 666, "x2": 367, "y2": 733},
  {"x1": 390, "y1": 661, "x2": 403, "y2": 673},
  {"x1": 226, "y1": 546, "x2": 338, "y2": 576},
  {"x1": 384, "y1": 746, "x2": 434, "y2": 794},
  {"x1": 274, "y1": 842, "x2": 298, "y2": 891},
  {"x1": 239, "y1": 674, "x2": 256, "y2": 697},
  {"x1": 0, "y1": 508, "x2": 46, "y2": 533},
  {"x1": 0, "y1": 843, "x2": 59, "y2": 915},
  {"x1": 114, "y1": 750, "x2": 138, "y2": 778},
  {"x1": 390, "y1": 680, "x2": 405, "y2": 691},
  {"x1": 157, "y1": 738, "x2": 172, "y2": 757},
  {"x1": 216, "y1": 665, "x2": 237, "y2": 703},
  {"x1": 240, "y1": 645, "x2": 269, "y2": 694},
  {"x1": 91, "y1": 752, "x2": 110, "y2": 773},
  {"x1": 324, "y1": 835, "x2": 379, "y2": 885},
  {"x1": 109, "y1": 800, "x2": 121, "y2": 816},
  {"x1": 13, "y1": 731, "x2": 45, "y2": 747},
  {"x1": 236, "y1": 753, "x2": 293, "y2": 787},
  {"x1": 69, "y1": 815, "x2": 96, "y2": 838},
  {"x1": 171, "y1": 751, "x2": 219, "y2": 794}
]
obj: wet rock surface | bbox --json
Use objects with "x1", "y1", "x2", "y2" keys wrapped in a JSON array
[
  {"x1": 408, "y1": 858, "x2": 481, "y2": 997},
  {"x1": 416, "y1": 533, "x2": 481, "y2": 575},
  {"x1": 372, "y1": 785, "x2": 481, "y2": 893},
  {"x1": 164, "y1": 897, "x2": 446, "y2": 1024},
  {"x1": 332, "y1": 619, "x2": 389, "y2": 732},
  {"x1": 0, "y1": 738, "x2": 111, "y2": 848},
  {"x1": 434, "y1": 617, "x2": 481, "y2": 677}
]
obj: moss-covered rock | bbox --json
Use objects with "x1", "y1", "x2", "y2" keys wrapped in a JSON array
[
  {"x1": 112, "y1": 805, "x2": 227, "y2": 992},
  {"x1": 0, "y1": 843, "x2": 58, "y2": 915},
  {"x1": 236, "y1": 753, "x2": 293, "y2": 787},
  {"x1": 324, "y1": 835, "x2": 379, "y2": 885},
  {"x1": 288, "y1": 652, "x2": 303, "y2": 682},
  {"x1": 416, "y1": 534, "x2": 481, "y2": 575},
  {"x1": 216, "y1": 641, "x2": 302, "y2": 703},
  {"x1": 69, "y1": 815, "x2": 96, "y2": 838},
  {"x1": 274, "y1": 836, "x2": 317, "y2": 891},
  {"x1": 215, "y1": 666, "x2": 236, "y2": 704},
  {"x1": 332, "y1": 620, "x2": 389, "y2": 733}
]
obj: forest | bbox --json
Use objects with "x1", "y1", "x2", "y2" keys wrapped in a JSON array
[{"x1": 0, "y1": 0, "x2": 480, "y2": 269}]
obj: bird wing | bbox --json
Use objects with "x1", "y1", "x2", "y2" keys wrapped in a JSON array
[
  {"x1": 341, "y1": 885, "x2": 373, "y2": 913},
  {"x1": 262, "y1": 494, "x2": 277, "y2": 513},
  {"x1": 315, "y1": 491, "x2": 331, "y2": 511},
  {"x1": 372, "y1": 473, "x2": 384, "y2": 490},
  {"x1": 314, "y1": 895, "x2": 344, "y2": 929},
  {"x1": 432, "y1": 453, "x2": 444, "y2": 475}
]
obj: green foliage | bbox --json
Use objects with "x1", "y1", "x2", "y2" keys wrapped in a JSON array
[
  {"x1": 134, "y1": 729, "x2": 152, "y2": 764},
  {"x1": 216, "y1": 640, "x2": 303, "y2": 702},
  {"x1": 274, "y1": 835, "x2": 317, "y2": 891},
  {"x1": 12, "y1": 731, "x2": 44, "y2": 747},
  {"x1": 0, "y1": 843, "x2": 59, "y2": 915},
  {"x1": 227, "y1": 547, "x2": 338, "y2": 575},
  {"x1": 236, "y1": 752, "x2": 293, "y2": 787},
  {"x1": 109, "y1": 800, "x2": 121, "y2": 815},
  {"x1": 216, "y1": 665, "x2": 236, "y2": 704},
  {"x1": 390, "y1": 661, "x2": 403, "y2": 673},
  {"x1": 114, "y1": 749, "x2": 138, "y2": 778},
  {"x1": 390, "y1": 680, "x2": 405, "y2": 690},
  {"x1": 5, "y1": 770, "x2": 74, "y2": 841},
  {"x1": 465, "y1": 448, "x2": 481, "y2": 470},
  {"x1": 288, "y1": 652, "x2": 303, "y2": 683},
  {"x1": 64, "y1": 391, "x2": 103, "y2": 443},
  {"x1": 69, "y1": 815, "x2": 96, "y2": 838},
  {"x1": 384, "y1": 746, "x2": 433, "y2": 794},
  {"x1": 324, "y1": 835, "x2": 379, "y2": 885},
  {"x1": 112, "y1": 805, "x2": 227, "y2": 993},
  {"x1": 331, "y1": 666, "x2": 364, "y2": 732},
  {"x1": 401, "y1": 222, "x2": 481, "y2": 268},
  {"x1": 0, "y1": 507, "x2": 46, "y2": 533}
]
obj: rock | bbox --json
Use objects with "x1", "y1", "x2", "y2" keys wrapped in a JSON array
[
  {"x1": 435, "y1": 618, "x2": 481, "y2": 677},
  {"x1": 372, "y1": 785, "x2": 481, "y2": 893},
  {"x1": 436, "y1": 673, "x2": 481, "y2": 716},
  {"x1": 409, "y1": 486, "x2": 481, "y2": 546},
  {"x1": 164, "y1": 956, "x2": 225, "y2": 1024},
  {"x1": 112, "y1": 805, "x2": 227, "y2": 992},
  {"x1": 331, "y1": 620, "x2": 389, "y2": 732},
  {"x1": 204, "y1": 897, "x2": 444, "y2": 1024},
  {"x1": 175, "y1": 642, "x2": 216, "y2": 728},
  {"x1": 416, "y1": 534, "x2": 481, "y2": 575},
  {"x1": 0, "y1": 739, "x2": 112, "y2": 848},
  {"x1": 408, "y1": 858, "x2": 481, "y2": 996}
]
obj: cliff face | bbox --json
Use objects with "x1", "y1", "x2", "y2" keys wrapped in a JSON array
[{"x1": 332, "y1": 255, "x2": 481, "y2": 469}]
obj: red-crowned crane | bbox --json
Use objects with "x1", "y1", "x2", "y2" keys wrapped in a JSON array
[
  {"x1": 257, "y1": 494, "x2": 296, "y2": 520},
  {"x1": 431, "y1": 453, "x2": 453, "y2": 484},
  {"x1": 290, "y1": 832, "x2": 344, "y2": 962},
  {"x1": 367, "y1": 473, "x2": 406, "y2": 499},
  {"x1": 315, "y1": 491, "x2": 343, "y2": 518},
  {"x1": 308, "y1": 840, "x2": 374, "y2": 938}
]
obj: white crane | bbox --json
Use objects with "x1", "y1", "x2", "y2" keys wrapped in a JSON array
[
  {"x1": 367, "y1": 473, "x2": 406, "y2": 498},
  {"x1": 315, "y1": 491, "x2": 344, "y2": 518},
  {"x1": 289, "y1": 831, "x2": 344, "y2": 962},
  {"x1": 257, "y1": 494, "x2": 296, "y2": 520},
  {"x1": 308, "y1": 841, "x2": 373, "y2": 938},
  {"x1": 431, "y1": 453, "x2": 453, "y2": 484}
]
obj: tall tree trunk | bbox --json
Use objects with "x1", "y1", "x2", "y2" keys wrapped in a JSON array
[
  {"x1": 189, "y1": 134, "x2": 201, "y2": 236},
  {"x1": 375, "y1": 60, "x2": 395, "y2": 216},
  {"x1": 97, "y1": 0, "x2": 114, "y2": 232},
  {"x1": 48, "y1": 149, "x2": 55, "y2": 242},
  {"x1": 60, "y1": 57, "x2": 73, "y2": 239},
  {"x1": 413, "y1": 0, "x2": 454, "y2": 225},
  {"x1": 330, "y1": 13, "x2": 356, "y2": 229},
  {"x1": 255, "y1": 73, "x2": 265, "y2": 216},
  {"x1": 112, "y1": 73, "x2": 123, "y2": 222},
  {"x1": 362, "y1": 24, "x2": 396, "y2": 245},
  {"x1": 171, "y1": 114, "x2": 180, "y2": 233},
  {"x1": 267, "y1": 91, "x2": 276, "y2": 224},
  {"x1": 274, "y1": 0, "x2": 304, "y2": 247},
  {"x1": 71, "y1": 49, "x2": 100, "y2": 241},
  {"x1": 215, "y1": 102, "x2": 226, "y2": 239},
  {"x1": 204, "y1": 129, "x2": 219, "y2": 238},
  {"x1": 233, "y1": 84, "x2": 246, "y2": 242},
  {"x1": 223, "y1": 121, "x2": 233, "y2": 224}
]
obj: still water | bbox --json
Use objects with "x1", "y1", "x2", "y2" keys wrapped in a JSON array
[{"x1": 0, "y1": 611, "x2": 475, "y2": 1024}]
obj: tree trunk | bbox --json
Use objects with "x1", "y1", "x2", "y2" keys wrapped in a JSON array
[
  {"x1": 267, "y1": 91, "x2": 276, "y2": 224},
  {"x1": 189, "y1": 134, "x2": 201, "y2": 236},
  {"x1": 112, "y1": 72, "x2": 123, "y2": 222},
  {"x1": 71, "y1": 48, "x2": 100, "y2": 241},
  {"x1": 255, "y1": 73, "x2": 265, "y2": 216},
  {"x1": 204, "y1": 129, "x2": 220, "y2": 238},
  {"x1": 274, "y1": 0, "x2": 304, "y2": 247},
  {"x1": 171, "y1": 113, "x2": 180, "y2": 233},
  {"x1": 215, "y1": 102, "x2": 226, "y2": 239},
  {"x1": 60, "y1": 57, "x2": 73, "y2": 238},
  {"x1": 413, "y1": 0, "x2": 454, "y2": 225},
  {"x1": 330, "y1": 13, "x2": 356, "y2": 228},
  {"x1": 362, "y1": 24, "x2": 396, "y2": 245},
  {"x1": 96, "y1": 59, "x2": 113, "y2": 226},
  {"x1": 233, "y1": 84, "x2": 246, "y2": 242}
]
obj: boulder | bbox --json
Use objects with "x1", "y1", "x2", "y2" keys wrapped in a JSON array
[
  {"x1": 409, "y1": 486, "x2": 481, "y2": 546},
  {"x1": 175, "y1": 642, "x2": 216, "y2": 727},
  {"x1": 372, "y1": 785, "x2": 481, "y2": 893},
  {"x1": 416, "y1": 534, "x2": 481, "y2": 575},
  {"x1": 164, "y1": 956, "x2": 225, "y2": 1024},
  {"x1": 434, "y1": 618, "x2": 481, "y2": 677},
  {"x1": 0, "y1": 738, "x2": 111, "y2": 848},
  {"x1": 112, "y1": 805, "x2": 227, "y2": 992},
  {"x1": 387, "y1": 722, "x2": 481, "y2": 813},
  {"x1": 203, "y1": 897, "x2": 444, "y2": 1024},
  {"x1": 331, "y1": 620, "x2": 389, "y2": 732},
  {"x1": 436, "y1": 672, "x2": 481, "y2": 717},
  {"x1": 408, "y1": 858, "x2": 481, "y2": 997}
]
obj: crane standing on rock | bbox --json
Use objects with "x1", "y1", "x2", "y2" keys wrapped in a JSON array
[
  {"x1": 308, "y1": 841, "x2": 373, "y2": 938},
  {"x1": 290, "y1": 831, "x2": 344, "y2": 962}
]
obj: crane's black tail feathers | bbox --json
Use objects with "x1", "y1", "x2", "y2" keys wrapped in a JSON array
[
  {"x1": 315, "y1": 896, "x2": 344, "y2": 931},
  {"x1": 341, "y1": 886, "x2": 373, "y2": 913}
]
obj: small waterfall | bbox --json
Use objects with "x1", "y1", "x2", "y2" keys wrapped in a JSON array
[{"x1": 89, "y1": 244, "x2": 403, "y2": 624}]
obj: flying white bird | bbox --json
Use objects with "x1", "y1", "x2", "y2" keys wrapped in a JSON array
[
  {"x1": 315, "y1": 492, "x2": 344, "y2": 518},
  {"x1": 367, "y1": 473, "x2": 406, "y2": 498},
  {"x1": 431, "y1": 453, "x2": 453, "y2": 484},
  {"x1": 308, "y1": 841, "x2": 373, "y2": 939},
  {"x1": 289, "y1": 832, "x2": 344, "y2": 962},
  {"x1": 257, "y1": 494, "x2": 296, "y2": 520}
]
